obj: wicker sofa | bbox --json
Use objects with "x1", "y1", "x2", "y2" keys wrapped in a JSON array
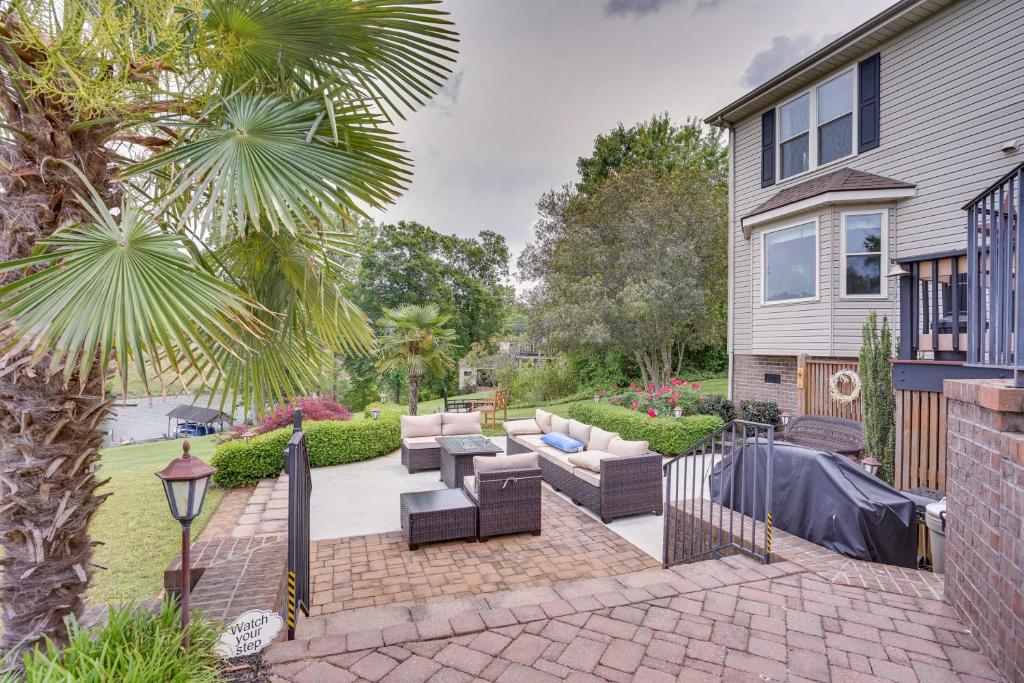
[
  {"x1": 400, "y1": 412, "x2": 484, "y2": 473},
  {"x1": 504, "y1": 410, "x2": 663, "y2": 523}
]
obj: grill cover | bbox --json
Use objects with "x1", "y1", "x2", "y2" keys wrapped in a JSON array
[{"x1": 709, "y1": 440, "x2": 917, "y2": 568}]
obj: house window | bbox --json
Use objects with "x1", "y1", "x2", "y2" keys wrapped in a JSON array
[
  {"x1": 842, "y1": 211, "x2": 886, "y2": 297},
  {"x1": 817, "y1": 71, "x2": 854, "y2": 165},
  {"x1": 779, "y1": 94, "x2": 809, "y2": 179},
  {"x1": 763, "y1": 220, "x2": 817, "y2": 303},
  {"x1": 777, "y1": 69, "x2": 856, "y2": 180}
]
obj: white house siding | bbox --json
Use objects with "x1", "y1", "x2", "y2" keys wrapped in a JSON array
[{"x1": 729, "y1": 0, "x2": 1024, "y2": 367}]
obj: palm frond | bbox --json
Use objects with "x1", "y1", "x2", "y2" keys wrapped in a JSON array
[
  {"x1": 0, "y1": 197, "x2": 264, "y2": 395},
  {"x1": 204, "y1": 0, "x2": 458, "y2": 118},
  {"x1": 131, "y1": 94, "x2": 412, "y2": 236}
]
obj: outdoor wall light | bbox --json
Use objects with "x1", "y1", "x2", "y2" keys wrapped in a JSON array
[
  {"x1": 673, "y1": 406, "x2": 683, "y2": 419},
  {"x1": 861, "y1": 456, "x2": 882, "y2": 476},
  {"x1": 156, "y1": 439, "x2": 215, "y2": 646},
  {"x1": 886, "y1": 261, "x2": 910, "y2": 278},
  {"x1": 371, "y1": 406, "x2": 380, "y2": 420}
]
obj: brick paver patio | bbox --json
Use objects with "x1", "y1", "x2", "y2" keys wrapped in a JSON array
[
  {"x1": 304, "y1": 489, "x2": 659, "y2": 619},
  {"x1": 266, "y1": 554, "x2": 1001, "y2": 682}
]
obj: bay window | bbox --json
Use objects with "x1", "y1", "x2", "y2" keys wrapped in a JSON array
[
  {"x1": 842, "y1": 211, "x2": 886, "y2": 297},
  {"x1": 762, "y1": 220, "x2": 817, "y2": 304}
]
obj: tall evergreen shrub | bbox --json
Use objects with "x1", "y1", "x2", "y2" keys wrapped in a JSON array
[{"x1": 859, "y1": 311, "x2": 896, "y2": 484}]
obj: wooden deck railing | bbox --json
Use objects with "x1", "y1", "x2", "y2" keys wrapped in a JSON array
[{"x1": 896, "y1": 251, "x2": 968, "y2": 361}]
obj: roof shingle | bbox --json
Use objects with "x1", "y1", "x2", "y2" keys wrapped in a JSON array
[{"x1": 743, "y1": 167, "x2": 915, "y2": 220}]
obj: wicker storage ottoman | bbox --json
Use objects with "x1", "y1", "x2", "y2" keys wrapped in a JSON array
[{"x1": 400, "y1": 489, "x2": 478, "y2": 550}]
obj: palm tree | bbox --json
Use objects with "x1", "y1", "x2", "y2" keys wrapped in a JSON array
[
  {"x1": 376, "y1": 304, "x2": 457, "y2": 416},
  {"x1": 0, "y1": 0, "x2": 456, "y2": 664}
]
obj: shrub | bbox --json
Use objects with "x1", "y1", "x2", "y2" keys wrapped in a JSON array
[
  {"x1": 12, "y1": 599, "x2": 221, "y2": 682},
  {"x1": 211, "y1": 416, "x2": 400, "y2": 487},
  {"x1": 697, "y1": 393, "x2": 736, "y2": 424},
  {"x1": 739, "y1": 400, "x2": 781, "y2": 428},
  {"x1": 255, "y1": 396, "x2": 352, "y2": 435},
  {"x1": 860, "y1": 311, "x2": 896, "y2": 484},
  {"x1": 565, "y1": 403, "x2": 723, "y2": 455},
  {"x1": 607, "y1": 378, "x2": 701, "y2": 417},
  {"x1": 500, "y1": 356, "x2": 580, "y2": 406}
]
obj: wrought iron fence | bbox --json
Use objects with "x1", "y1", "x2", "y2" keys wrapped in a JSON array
[
  {"x1": 662, "y1": 421, "x2": 775, "y2": 567},
  {"x1": 965, "y1": 162, "x2": 1024, "y2": 387},
  {"x1": 285, "y1": 409, "x2": 311, "y2": 640}
]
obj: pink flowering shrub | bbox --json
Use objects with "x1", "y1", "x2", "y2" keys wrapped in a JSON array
[
  {"x1": 255, "y1": 396, "x2": 352, "y2": 434},
  {"x1": 607, "y1": 378, "x2": 702, "y2": 417}
]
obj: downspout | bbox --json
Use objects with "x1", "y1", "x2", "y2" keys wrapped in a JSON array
[{"x1": 721, "y1": 116, "x2": 736, "y2": 401}]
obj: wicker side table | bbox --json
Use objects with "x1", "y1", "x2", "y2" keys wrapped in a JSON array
[{"x1": 400, "y1": 489, "x2": 478, "y2": 550}]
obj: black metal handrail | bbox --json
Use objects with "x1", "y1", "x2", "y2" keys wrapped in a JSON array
[
  {"x1": 285, "y1": 409, "x2": 311, "y2": 640},
  {"x1": 662, "y1": 420, "x2": 775, "y2": 568}
]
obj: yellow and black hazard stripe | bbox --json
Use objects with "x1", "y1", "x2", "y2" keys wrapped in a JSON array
[
  {"x1": 766, "y1": 512, "x2": 774, "y2": 558},
  {"x1": 287, "y1": 570, "x2": 297, "y2": 631}
]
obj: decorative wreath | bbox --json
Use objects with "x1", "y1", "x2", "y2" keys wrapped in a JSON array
[{"x1": 829, "y1": 369, "x2": 862, "y2": 404}]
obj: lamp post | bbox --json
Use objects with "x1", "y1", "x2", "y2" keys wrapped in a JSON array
[
  {"x1": 593, "y1": 393, "x2": 601, "y2": 403},
  {"x1": 156, "y1": 439, "x2": 215, "y2": 647},
  {"x1": 780, "y1": 411, "x2": 792, "y2": 428},
  {"x1": 861, "y1": 456, "x2": 882, "y2": 476},
  {"x1": 370, "y1": 406, "x2": 380, "y2": 420},
  {"x1": 673, "y1": 406, "x2": 683, "y2": 419}
]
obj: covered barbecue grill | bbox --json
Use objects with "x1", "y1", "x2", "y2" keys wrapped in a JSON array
[{"x1": 709, "y1": 440, "x2": 918, "y2": 568}]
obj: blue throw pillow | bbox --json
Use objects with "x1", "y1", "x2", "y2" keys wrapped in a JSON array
[{"x1": 541, "y1": 432, "x2": 585, "y2": 453}]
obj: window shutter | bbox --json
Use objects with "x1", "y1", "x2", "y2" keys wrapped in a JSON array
[
  {"x1": 858, "y1": 53, "x2": 881, "y2": 153},
  {"x1": 761, "y1": 110, "x2": 775, "y2": 187}
]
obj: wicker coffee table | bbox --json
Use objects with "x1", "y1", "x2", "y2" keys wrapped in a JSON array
[
  {"x1": 399, "y1": 489, "x2": 478, "y2": 550},
  {"x1": 437, "y1": 435, "x2": 502, "y2": 488}
]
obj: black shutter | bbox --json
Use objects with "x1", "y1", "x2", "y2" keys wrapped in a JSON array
[
  {"x1": 761, "y1": 110, "x2": 775, "y2": 188},
  {"x1": 858, "y1": 53, "x2": 881, "y2": 153}
]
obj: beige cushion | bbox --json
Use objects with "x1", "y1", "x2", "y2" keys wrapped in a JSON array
[
  {"x1": 442, "y1": 411, "x2": 482, "y2": 436},
  {"x1": 504, "y1": 419, "x2": 542, "y2": 436},
  {"x1": 463, "y1": 475, "x2": 478, "y2": 497},
  {"x1": 588, "y1": 427, "x2": 618, "y2": 452},
  {"x1": 537, "y1": 447, "x2": 574, "y2": 472},
  {"x1": 573, "y1": 466, "x2": 601, "y2": 487},
  {"x1": 514, "y1": 434, "x2": 546, "y2": 449},
  {"x1": 568, "y1": 450, "x2": 614, "y2": 472},
  {"x1": 535, "y1": 409, "x2": 553, "y2": 433},
  {"x1": 607, "y1": 437, "x2": 649, "y2": 456},
  {"x1": 402, "y1": 435, "x2": 439, "y2": 450},
  {"x1": 550, "y1": 415, "x2": 570, "y2": 435},
  {"x1": 401, "y1": 413, "x2": 442, "y2": 438},
  {"x1": 474, "y1": 451, "x2": 538, "y2": 474},
  {"x1": 568, "y1": 420, "x2": 592, "y2": 445}
]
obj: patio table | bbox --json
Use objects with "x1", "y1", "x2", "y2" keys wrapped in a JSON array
[
  {"x1": 437, "y1": 435, "x2": 502, "y2": 488},
  {"x1": 399, "y1": 488, "x2": 477, "y2": 550}
]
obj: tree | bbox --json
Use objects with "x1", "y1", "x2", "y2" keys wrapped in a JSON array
[
  {"x1": 0, "y1": 0, "x2": 456, "y2": 663},
  {"x1": 520, "y1": 117, "x2": 728, "y2": 387},
  {"x1": 376, "y1": 304, "x2": 457, "y2": 416},
  {"x1": 859, "y1": 312, "x2": 896, "y2": 483}
]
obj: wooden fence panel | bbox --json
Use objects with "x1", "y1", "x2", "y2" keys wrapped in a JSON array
[
  {"x1": 800, "y1": 359, "x2": 863, "y2": 421},
  {"x1": 894, "y1": 388, "x2": 947, "y2": 491}
]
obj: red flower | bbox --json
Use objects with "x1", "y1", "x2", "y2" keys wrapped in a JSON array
[
  {"x1": 647, "y1": 408, "x2": 656, "y2": 417},
  {"x1": 629, "y1": 382, "x2": 635, "y2": 389},
  {"x1": 691, "y1": 383, "x2": 701, "y2": 390}
]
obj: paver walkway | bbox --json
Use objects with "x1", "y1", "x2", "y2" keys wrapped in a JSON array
[{"x1": 266, "y1": 554, "x2": 1002, "y2": 682}]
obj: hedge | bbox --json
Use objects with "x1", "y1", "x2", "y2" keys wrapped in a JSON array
[
  {"x1": 210, "y1": 416, "x2": 401, "y2": 487},
  {"x1": 564, "y1": 403, "x2": 723, "y2": 456}
]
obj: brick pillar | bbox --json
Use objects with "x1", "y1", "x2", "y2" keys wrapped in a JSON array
[{"x1": 943, "y1": 378, "x2": 1024, "y2": 683}]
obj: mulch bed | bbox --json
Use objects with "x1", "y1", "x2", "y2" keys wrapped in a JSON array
[{"x1": 219, "y1": 653, "x2": 270, "y2": 682}]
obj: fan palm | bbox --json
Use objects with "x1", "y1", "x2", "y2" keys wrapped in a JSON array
[
  {"x1": 0, "y1": 0, "x2": 456, "y2": 665},
  {"x1": 376, "y1": 304, "x2": 457, "y2": 416}
]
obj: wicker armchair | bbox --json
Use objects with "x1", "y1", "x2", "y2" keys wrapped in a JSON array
[
  {"x1": 463, "y1": 466, "x2": 542, "y2": 541},
  {"x1": 781, "y1": 415, "x2": 864, "y2": 455}
]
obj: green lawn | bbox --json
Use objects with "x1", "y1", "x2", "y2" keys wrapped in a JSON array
[{"x1": 88, "y1": 435, "x2": 223, "y2": 605}]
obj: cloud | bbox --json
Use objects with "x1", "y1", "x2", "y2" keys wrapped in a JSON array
[
  {"x1": 693, "y1": 0, "x2": 724, "y2": 10},
  {"x1": 740, "y1": 33, "x2": 841, "y2": 89},
  {"x1": 603, "y1": 0, "x2": 683, "y2": 18},
  {"x1": 427, "y1": 70, "x2": 464, "y2": 115}
]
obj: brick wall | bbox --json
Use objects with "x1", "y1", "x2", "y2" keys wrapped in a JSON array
[
  {"x1": 943, "y1": 378, "x2": 1024, "y2": 683},
  {"x1": 731, "y1": 355, "x2": 799, "y2": 414}
]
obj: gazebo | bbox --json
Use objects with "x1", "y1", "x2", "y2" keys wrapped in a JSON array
[{"x1": 166, "y1": 405, "x2": 233, "y2": 438}]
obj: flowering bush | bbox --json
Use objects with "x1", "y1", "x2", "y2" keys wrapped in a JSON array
[
  {"x1": 255, "y1": 396, "x2": 352, "y2": 434},
  {"x1": 607, "y1": 378, "x2": 702, "y2": 417}
]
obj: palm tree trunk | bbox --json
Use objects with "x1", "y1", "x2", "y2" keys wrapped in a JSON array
[
  {"x1": 408, "y1": 373, "x2": 420, "y2": 416},
  {"x1": 0, "y1": 94, "x2": 117, "y2": 666}
]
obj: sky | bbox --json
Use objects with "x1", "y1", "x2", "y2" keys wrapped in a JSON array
[{"x1": 374, "y1": 0, "x2": 894, "y2": 272}]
